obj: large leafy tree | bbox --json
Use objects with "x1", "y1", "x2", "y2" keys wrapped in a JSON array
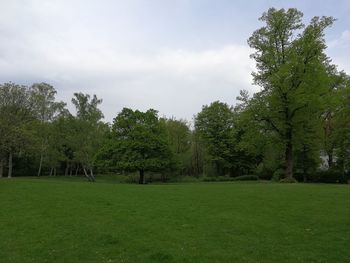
[
  {"x1": 111, "y1": 108, "x2": 173, "y2": 184},
  {"x1": 247, "y1": 8, "x2": 334, "y2": 180}
]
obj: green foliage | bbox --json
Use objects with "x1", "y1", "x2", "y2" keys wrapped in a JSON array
[
  {"x1": 233, "y1": 175, "x2": 259, "y2": 181},
  {"x1": 310, "y1": 170, "x2": 348, "y2": 184},
  {"x1": 195, "y1": 101, "x2": 255, "y2": 176},
  {"x1": 279, "y1": 177, "x2": 298, "y2": 183},
  {"x1": 195, "y1": 101, "x2": 235, "y2": 176},
  {"x1": 272, "y1": 168, "x2": 285, "y2": 182},
  {"x1": 163, "y1": 118, "x2": 192, "y2": 175},
  {"x1": 247, "y1": 8, "x2": 335, "y2": 180},
  {"x1": 107, "y1": 108, "x2": 173, "y2": 183}
]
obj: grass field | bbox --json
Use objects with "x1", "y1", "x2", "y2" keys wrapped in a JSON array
[{"x1": 0, "y1": 178, "x2": 349, "y2": 263}]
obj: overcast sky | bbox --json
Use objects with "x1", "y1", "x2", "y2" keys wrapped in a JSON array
[{"x1": 0, "y1": 0, "x2": 349, "y2": 122}]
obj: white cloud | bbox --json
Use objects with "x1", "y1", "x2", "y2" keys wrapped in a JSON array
[
  {"x1": 327, "y1": 30, "x2": 350, "y2": 73},
  {"x1": 0, "y1": 1, "x2": 257, "y2": 122},
  {"x1": 328, "y1": 30, "x2": 350, "y2": 48},
  {"x1": 0, "y1": 39, "x2": 255, "y2": 121}
]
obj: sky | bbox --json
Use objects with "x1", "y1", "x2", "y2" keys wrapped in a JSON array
[{"x1": 0, "y1": 0, "x2": 349, "y2": 122}]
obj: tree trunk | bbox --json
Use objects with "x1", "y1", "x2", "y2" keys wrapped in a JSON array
[
  {"x1": 83, "y1": 167, "x2": 94, "y2": 182},
  {"x1": 8, "y1": 152, "x2": 13, "y2": 178},
  {"x1": 302, "y1": 144, "x2": 307, "y2": 183},
  {"x1": 0, "y1": 158, "x2": 3, "y2": 178},
  {"x1": 54, "y1": 168, "x2": 56, "y2": 176},
  {"x1": 90, "y1": 169, "x2": 95, "y2": 182},
  {"x1": 75, "y1": 165, "x2": 79, "y2": 176},
  {"x1": 215, "y1": 161, "x2": 220, "y2": 176},
  {"x1": 139, "y1": 169, "x2": 145, "y2": 184},
  {"x1": 64, "y1": 161, "x2": 69, "y2": 176},
  {"x1": 285, "y1": 140, "x2": 294, "y2": 180},
  {"x1": 49, "y1": 167, "x2": 53, "y2": 176},
  {"x1": 327, "y1": 152, "x2": 333, "y2": 169},
  {"x1": 37, "y1": 153, "x2": 43, "y2": 177}
]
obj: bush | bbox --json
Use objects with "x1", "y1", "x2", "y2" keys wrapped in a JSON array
[
  {"x1": 310, "y1": 170, "x2": 348, "y2": 184},
  {"x1": 279, "y1": 177, "x2": 298, "y2": 183},
  {"x1": 272, "y1": 169, "x2": 284, "y2": 182},
  {"x1": 168, "y1": 176, "x2": 199, "y2": 183},
  {"x1": 232, "y1": 175, "x2": 259, "y2": 181},
  {"x1": 200, "y1": 176, "x2": 235, "y2": 182}
]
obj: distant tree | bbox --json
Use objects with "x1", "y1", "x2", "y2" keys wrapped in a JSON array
[
  {"x1": 0, "y1": 83, "x2": 33, "y2": 177},
  {"x1": 195, "y1": 101, "x2": 237, "y2": 176},
  {"x1": 321, "y1": 70, "x2": 349, "y2": 169},
  {"x1": 332, "y1": 79, "x2": 350, "y2": 174},
  {"x1": 163, "y1": 118, "x2": 191, "y2": 177},
  {"x1": 111, "y1": 108, "x2": 173, "y2": 184},
  {"x1": 30, "y1": 83, "x2": 66, "y2": 176},
  {"x1": 189, "y1": 130, "x2": 205, "y2": 177},
  {"x1": 71, "y1": 93, "x2": 105, "y2": 181},
  {"x1": 247, "y1": 8, "x2": 334, "y2": 180}
]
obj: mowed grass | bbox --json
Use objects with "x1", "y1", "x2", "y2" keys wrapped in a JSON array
[{"x1": 0, "y1": 179, "x2": 349, "y2": 263}]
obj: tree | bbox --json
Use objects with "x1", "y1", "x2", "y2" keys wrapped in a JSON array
[
  {"x1": 195, "y1": 101, "x2": 237, "y2": 176},
  {"x1": 71, "y1": 93, "x2": 105, "y2": 182},
  {"x1": 247, "y1": 8, "x2": 334, "y2": 180},
  {"x1": 30, "y1": 83, "x2": 66, "y2": 176},
  {"x1": 321, "y1": 70, "x2": 349, "y2": 169},
  {"x1": 111, "y1": 108, "x2": 173, "y2": 184},
  {"x1": 332, "y1": 79, "x2": 350, "y2": 174},
  {"x1": 0, "y1": 83, "x2": 34, "y2": 178},
  {"x1": 163, "y1": 118, "x2": 191, "y2": 177}
]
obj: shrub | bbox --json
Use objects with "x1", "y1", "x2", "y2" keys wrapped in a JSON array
[
  {"x1": 272, "y1": 169, "x2": 284, "y2": 182},
  {"x1": 310, "y1": 170, "x2": 348, "y2": 184},
  {"x1": 201, "y1": 176, "x2": 219, "y2": 182},
  {"x1": 200, "y1": 176, "x2": 235, "y2": 182},
  {"x1": 232, "y1": 175, "x2": 259, "y2": 181},
  {"x1": 279, "y1": 177, "x2": 298, "y2": 183}
]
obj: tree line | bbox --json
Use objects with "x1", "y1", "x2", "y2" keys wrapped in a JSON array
[{"x1": 0, "y1": 8, "x2": 349, "y2": 183}]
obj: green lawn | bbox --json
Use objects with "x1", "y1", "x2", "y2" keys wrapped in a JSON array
[{"x1": 0, "y1": 178, "x2": 349, "y2": 263}]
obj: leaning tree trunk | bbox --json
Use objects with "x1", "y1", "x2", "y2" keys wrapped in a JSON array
[
  {"x1": 90, "y1": 168, "x2": 95, "y2": 182},
  {"x1": 83, "y1": 167, "x2": 95, "y2": 182},
  {"x1": 83, "y1": 167, "x2": 90, "y2": 181},
  {"x1": 139, "y1": 169, "x2": 145, "y2": 184},
  {"x1": 37, "y1": 153, "x2": 43, "y2": 177},
  {"x1": 8, "y1": 152, "x2": 13, "y2": 178}
]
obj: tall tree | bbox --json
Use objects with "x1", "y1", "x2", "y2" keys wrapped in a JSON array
[
  {"x1": 321, "y1": 70, "x2": 349, "y2": 169},
  {"x1": 332, "y1": 79, "x2": 350, "y2": 174},
  {"x1": 71, "y1": 93, "x2": 105, "y2": 181},
  {"x1": 247, "y1": 8, "x2": 334, "y2": 180},
  {"x1": 163, "y1": 118, "x2": 191, "y2": 177},
  {"x1": 195, "y1": 101, "x2": 237, "y2": 176},
  {"x1": 111, "y1": 108, "x2": 173, "y2": 184},
  {"x1": 30, "y1": 83, "x2": 66, "y2": 176},
  {"x1": 0, "y1": 83, "x2": 33, "y2": 177}
]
